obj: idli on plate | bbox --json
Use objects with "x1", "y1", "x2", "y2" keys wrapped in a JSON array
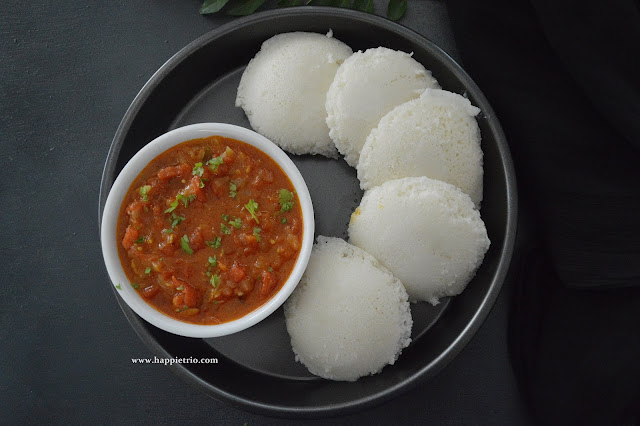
[
  {"x1": 357, "y1": 89, "x2": 484, "y2": 206},
  {"x1": 325, "y1": 47, "x2": 440, "y2": 167},
  {"x1": 348, "y1": 177, "x2": 490, "y2": 305},
  {"x1": 284, "y1": 236, "x2": 412, "y2": 382},
  {"x1": 236, "y1": 31, "x2": 352, "y2": 157}
]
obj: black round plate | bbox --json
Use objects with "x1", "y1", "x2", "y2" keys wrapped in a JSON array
[{"x1": 99, "y1": 8, "x2": 517, "y2": 417}]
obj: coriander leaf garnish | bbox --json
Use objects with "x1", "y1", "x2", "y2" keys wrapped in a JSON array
[
  {"x1": 253, "y1": 227, "x2": 262, "y2": 242},
  {"x1": 220, "y1": 223, "x2": 231, "y2": 235},
  {"x1": 208, "y1": 255, "x2": 217, "y2": 268},
  {"x1": 278, "y1": 188, "x2": 295, "y2": 213},
  {"x1": 229, "y1": 181, "x2": 237, "y2": 198},
  {"x1": 132, "y1": 283, "x2": 139, "y2": 289},
  {"x1": 115, "y1": 283, "x2": 122, "y2": 290},
  {"x1": 206, "y1": 155, "x2": 224, "y2": 171},
  {"x1": 228, "y1": 217, "x2": 242, "y2": 229},
  {"x1": 281, "y1": 217, "x2": 287, "y2": 224},
  {"x1": 192, "y1": 162, "x2": 204, "y2": 177},
  {"x1": 210, "y1": 273, "x2": 221, "y2": 288},
  {"x1": 245, "y1": 199, "x2": 259, "y2": 224},
  {"x1": 144, "y1": 267, "x2": 151, "y2": 275},
  {"x1": 176, "y1": 285, "x2": 184, "y2": 291},
  {"x1": 170, "y1": 212, "x2": 185, "y2": 229},
  {"x1": 164, "y1": 198, "x2": 179, "y2": 213},
  {"x1": 206, "y1": 237, "x2": 222, "y2": 248},
  {"x1": 139, "y1": 185, "x2": 151, "y2": 202},
  {"x1": 180, "y1": 235, "x2": 194, "y2": 255},
  {"x1": 134, "y1": 236, "x2": 147, "y2": 244},
  {"x1": 221, "y1": 214, "x2": 230, "y2": 222}
]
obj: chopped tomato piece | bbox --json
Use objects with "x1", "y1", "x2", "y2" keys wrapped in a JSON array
[
  {"x1": 229, "y1": 263, "x2": 246, "y2": 283},
  {"x1": 122, "y1": 226, "x2": 139, "y2": 250},
  {"x1": 260, "y1": 271, "x2": 276, "y2": 298}
]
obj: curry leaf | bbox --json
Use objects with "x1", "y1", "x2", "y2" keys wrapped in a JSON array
[
  {"x1": 387, "y1": 0, "x2": 407, "y2": 21},
  {"x1": 200, "y1": 0, "x2": 231, "y2": 14},
  {"x1": 353, "y1": 0, "x2": 373, "y2": 13},
  {"x1": 226, "y1": 0, "x2": 266, "y2": 15}
]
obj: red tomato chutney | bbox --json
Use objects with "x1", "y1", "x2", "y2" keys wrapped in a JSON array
[{"x1": 116, "y1": 136, "x2": 303, "y2": 324}]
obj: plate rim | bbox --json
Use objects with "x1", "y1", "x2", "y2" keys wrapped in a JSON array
[{"x1": 98, "y1": 6, "x2": 518, "y2": 417}]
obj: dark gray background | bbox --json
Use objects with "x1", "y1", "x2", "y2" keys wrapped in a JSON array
[{"x1": 1, "y1": 0, "x2": 529, "y2": 423}]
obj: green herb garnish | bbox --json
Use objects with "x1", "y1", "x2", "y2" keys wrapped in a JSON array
[
  {"x1": 229, "y1": 181, "x2": 237, "y2": 198},
  {"x1": 144, "y1": 267, "x2": 151, "y2": 275},
  {"x1": 229, "y1": 217, "x2": 242, "y2": 229},
  {"x1": 268, "y1": 267, "x2": 273, "y2": 272},
  {"x1": 180, "y1": 235, "x2": 194, "y2": 255},
  {"x1": 220, "y1": 223, "x2": 231, "y2": 235},
  {"x1": 170, "y1": 212, "x2": 185, "y2": 229},
  {"x1": 139, "y1": 185, "x2": 151, "y2": 202},
  {"x1": 245, "y1": 199, "x2": 259, "y2": 224},
  {"x1": 115, "y1": 283, "x2": 122, "y2": 290},
  {"x1": 253, "y1": 227, "x2": 262, "y2": 242},
  {"x1": 132, "y1": 282, "x2": 139, "y2": 289},
  {"x1": 192, "y1": 162, "x2": 204, "y2": 177},
  {"x1": 164, "y1": 198, "x2": 179, "y2": 213},
  {"x1": 134, "y1": 236, "x2": 147, "y2": 244},
  {"x1": 210, "y1": 273, "x2": 221, "y2": 288},
  {"x1": 281, "y1": 218, "x2": 287, "y2": 224},
  {"x1": 176, "y1": 285, "x2": 184, "y2": 291},
  {"x1": 206, "y1": 237, "x2": 222, "y2": 249},
  {"x1": 208, "y1": 255, "x2": 217, "y2": 268},
  {"x1": 278, "y1": 188, "x2": 295, "y2": 213},
  {"x1": 206, "y1": 155, "x2": 224, "y2": 171},
  {"x1": 221, "y1": 214, "x2": 230, "y2": 222}
]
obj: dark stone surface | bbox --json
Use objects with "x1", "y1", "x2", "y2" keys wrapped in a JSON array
[{"x1": 1, "y1": 0, "x2": 529, "y2": 423}]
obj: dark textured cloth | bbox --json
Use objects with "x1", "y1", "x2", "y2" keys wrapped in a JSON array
[{"x1": 447, "y1": 0, "x2": 640, "y2": 423}]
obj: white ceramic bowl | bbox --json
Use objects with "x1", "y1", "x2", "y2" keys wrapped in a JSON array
[{"x1": 101, "y1": 123, "x2": 314, "y2": 338}]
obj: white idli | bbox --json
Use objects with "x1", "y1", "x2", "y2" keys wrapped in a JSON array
[
  {"x1": 236, "y1": 31, "x2": 352, "y2": 157},
  {"x1": 357, "y1": 89, "x2": 484, "y2": 206},
  {"x1": 284, "y1": 236, "x2": 412, "y2": 382},
  {"x1": 348, "y1": 177, "x2": 490, "y2": 305},
  {"x1": 325, "y1": 47, "x2": 439, "y2": 167}
]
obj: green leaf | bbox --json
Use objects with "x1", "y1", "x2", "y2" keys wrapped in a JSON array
[
  {"x1": 229, "y1": 181, "x2": 237, "y2": 198},
  {"x1": 278, "y1": 188, "x2": 295, "y2": 213},
  {"x1": 144, "y1": 267, "x2": 151, "y2": 275},
  {"x1": 226, "y1": 0, "x2": 265, "y2": 16},
  {"x1": 200, "y1": 0, "x2": 231, "y2": 14},
  {"x1": 208, "y1": 255, "x2": 217, "y2": 268},
  {"x1": 229, "y1": 217, "x2": 242, "y2": 229},
  {"x1": 277, "y1": 0, "x2": 303, "y2": 6},
  {"x1": 206, "y1": 155, "x2": 224, "y2": 171},
  {"x1": 164, "y1": 198, "x2": 179, "y2": 213},
  {"x1": 206, "y1": 237, "x2": 222, "y2": 249},
  {"x1": 245, "y1": 199, "x2": 260, "y2": 224},
  {"x1": 170, "y1": 212, "x2": 185, "y2": 229},
  {"x1": 132, "y1": 282, "x2": 139, "y2": 289},
  {"x1": 210, "y1": 273, "x2": 221, "y2": 288},
  {"x1": 387, "y1": 0, "x2": 407, "y2": 21},
  {"x1": 180, "y1": 235, "x2": 194, "y2": 255},
  {"x1": 115, "y1": 283, "x2": 122, "y2": 290},
  {"x1": 139, "y1": 185, "x2": 151, "y2": 202},
  {"x1": 353, "y1": 0, "x2": 373, "y2": 12},
  {"x1": 192, "y1": 162, "x2": 204, "y2": 177},
  {"x1": 220, "y1": 223, "x2": 231, "y2": 235},
  {"x1": 253, "y1": 227, "x2": 262, "y2": 242}
]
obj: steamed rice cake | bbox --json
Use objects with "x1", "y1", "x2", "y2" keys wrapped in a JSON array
[
  {"x1": 348, "y1": 177, "x2": 490, "y2": 305},
  {"x1": 325, "y1": 47, "x2": 439, "y2": 167},
  {"x1": 357, "y1": 89, "x2": 484, "y2": 206},
  {"x1": 284, "y1": 236, "x2": 412, "y2": 381},
  {"x1": 236, "y1": 31, "x2": 352, "y2": 157}
]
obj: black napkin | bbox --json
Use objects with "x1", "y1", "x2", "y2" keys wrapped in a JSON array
[{"x1": 447, "y1": 0, "x2": 640, "y2": 422}]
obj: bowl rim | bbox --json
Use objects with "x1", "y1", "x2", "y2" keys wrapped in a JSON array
[{"x1": 100, "y1": 122, "x2": 315, "y2": 338}]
